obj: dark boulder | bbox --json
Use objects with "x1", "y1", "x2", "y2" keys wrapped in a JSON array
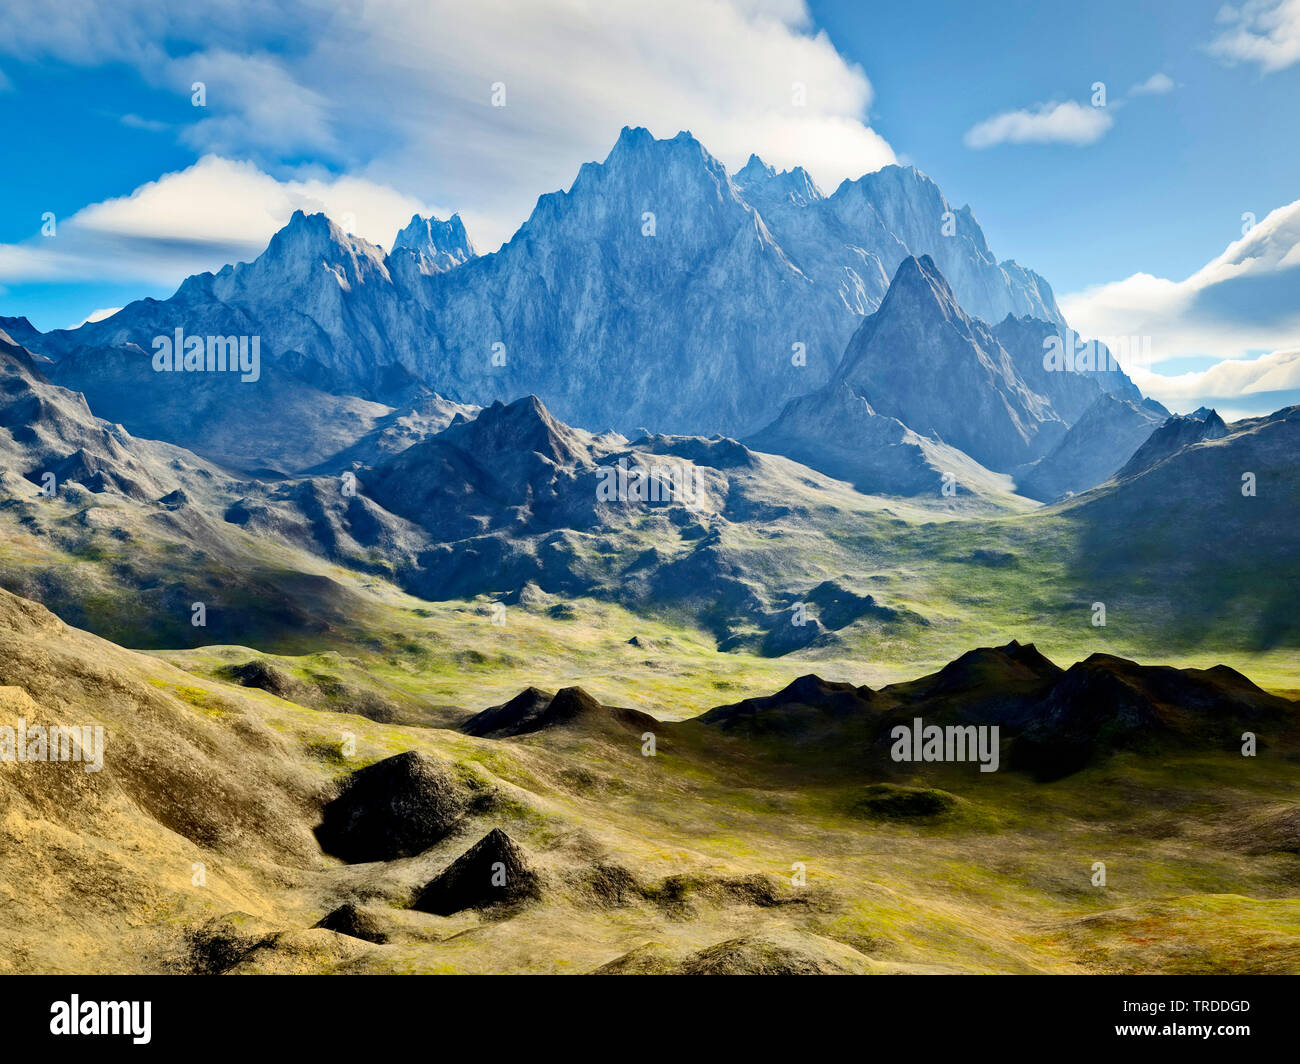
[
  {"x1": 315, "y1": 751, "x2": 466, "y2": 862},
  {"x1": 413, "y1": 828, "x2": 541, "y2": 915},
  {"x1": 314, "y1": 903, "x2": 388, "y2": 944}
]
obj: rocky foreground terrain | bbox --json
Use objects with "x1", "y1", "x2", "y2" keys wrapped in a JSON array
[{"x1": 2, "y1": 586, "x2": 1298, "y2": 975}]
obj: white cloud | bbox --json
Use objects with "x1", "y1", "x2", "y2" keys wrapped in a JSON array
[
  {"x1": 76, "y1": 307, "x2": 123, "y2": 327},
  {"x1": 963, "y1": 100, "x2": 1114, "y2": 149},
  {"x1": 1128, "y1": 72, "x2": 1175, "y2": 95},
  {"x1": 1062, "y1": 199, "x2": 1300, "y2": 361},
  {"x1": 0, "y1": 156, "x2": 449, "y2": 284},
  {"x1": 118, "y1": 113, "x2": 170, "y2": 132},
  {"x1": 1129, "y1": 348, "x2": 1300, "y2": 404},
  {"x1": 1210, "y1": 0, "x2": 1300, "y2": 72},
  {"x1": 0, "y1": 0, "x2": 896, "y2": 252},
  {"x1": 1063, "y1": 200, "x2": 1300, "y2": 413},
  {"x1": 177, "y1": 49, "x2": 337, "y2": 157}
]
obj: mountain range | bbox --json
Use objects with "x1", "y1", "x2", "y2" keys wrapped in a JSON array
[
  {"x1": 10, "y1": 128, "x2": 1091, "y2": 468},
  {"x1": 2, "y1": 123, "x2": 1299, "y2": 979},
  {"x1": 0, "y1": 125, "x2": 1294, "y2": 661}
]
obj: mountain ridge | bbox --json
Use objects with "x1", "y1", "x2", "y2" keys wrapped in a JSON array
[{"x1": 28, "y1": 128, "x2": 1075, "y2": 458}]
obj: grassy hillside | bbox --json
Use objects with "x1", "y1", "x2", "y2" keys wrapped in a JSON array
[{"x1": 1, "y1": 586, "x2": 1297, "y2": 974}]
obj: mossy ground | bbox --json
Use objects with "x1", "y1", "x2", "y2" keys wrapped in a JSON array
[{"x1": 0, "y1": 481, "x2": 1297, "y2": 973}]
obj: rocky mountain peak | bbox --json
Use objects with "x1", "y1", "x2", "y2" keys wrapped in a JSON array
[
  {"x1": 1118, "y1": 409, "x2": 1230, "y2": 479},
  {"x1": 733, "y1": 155, "x2": 823, "y2": 206},
  {"x1": 441, "y1": 394, "x2": 591, "y2": 468},
  {"x1": 734, "y1": 152, "x2": 774, "y2": 183},
  {"x1": 874, "y1": 253, "x2": 964, "y2": 322},
  {"x1": 391, "y1": 212, "x2": 476, "y2": 272}
]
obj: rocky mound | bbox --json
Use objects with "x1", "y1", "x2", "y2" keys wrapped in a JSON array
[
  {"x1": 462, "y1": 687, "x2": 554, "y2": 737},
  {"x1": 1011, "y1": 655, "x2": 1298, "y2": 780},
  {"x1": 590, "y1": 942, "x2": 677, "y2": 974},
  {"x1": 849, "y1": 783, "x2": 959, "y2": 820},
  {"x1": 413, "y1": 828, "x2": 542, "y2": 916},
  {"x1": 698, "y1": 674, "x2": 876, "y2": 738},
  {"x1": 313, "y1": 903, "x2": 389, "y2": 944},
  {"x1": 314, "y1": 751, "x2": 467, "y2": 862},
  {"x1": 674, "y1": 931, "x2": 871, "y2": 975},
  {"x1": 175, "y1": 913, "x2": 278, "y2": 975},
  {"x1": 462, "y1": 685, "x2": 659, "y2": 739},
  {"x1": 221, "y1": 658, "x2": 300, "y2": 700}
]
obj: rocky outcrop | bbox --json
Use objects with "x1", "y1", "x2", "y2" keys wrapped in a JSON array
[
  {"x1": 412, "y1": 829, "x2": 542, "y2": 915},
  {"x1": 314, "y1": 751, "x2": 467, "y2": 863}
]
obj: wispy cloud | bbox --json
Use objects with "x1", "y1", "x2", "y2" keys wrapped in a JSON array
[
  {"x1": 1129, "y1": 348, "x2": 1300, "y2": 402},
  {"x1": 118, "y1": 113, "x2": 170, "y2": 132},
  {"x1": 76, "y1": 306, "x2": 122, "y2": 327},
  {"x1": 1210, "y1": 0, "x2": 1300, "y2": 72},
  {"x1": 963, "y1": 100, "x2": 1114, "y2": 149},
  {"x1": 1128, "y1": 72, "x2": 1175, "y2": 95}
]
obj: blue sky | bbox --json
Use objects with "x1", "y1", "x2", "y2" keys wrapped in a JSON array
[
  {"x1": 1, "y1": 0, "x2": 1297, "y2": 414},
  {"x1": 815, "y1": 0, "x2": 1299, "y2": 293}
]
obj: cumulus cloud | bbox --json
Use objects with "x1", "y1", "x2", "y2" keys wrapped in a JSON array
[
  {"x1": 1128, "y1": 348, "x2": 1300, "y2": 403},
  {"x1": 963, "y1": 100, "x2": 1114, "y2": 149},
  {"x1": 1210, "y1": 0, "x2": 1300, "y2": 72},
  {"x1": 1063, "y1": 200, "x2": 1300, "y2": 413},
  {"x1": 0, "y1": 156, "x2": 449, "y2": 284},
  {"x1": 0, "y1": 0, "x2": 896, "y2": 252},
  {"x1": 1062, "y1": 199, "x2": 1300, "y2": 359}
]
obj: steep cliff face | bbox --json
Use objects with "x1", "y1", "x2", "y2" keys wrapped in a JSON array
[
  {"x1": 750, "y1": 254, "x2": 1155, "y2": 493},
  {"x1": 36, "y1": 128, "x2": 1069, "y2": 448},
  {"x1": 1016, "y1": 393, "x2": 1170, "y2": 501},
  {"x1": 830, "y1": 255, "x2": 1065, "y2": 472}
]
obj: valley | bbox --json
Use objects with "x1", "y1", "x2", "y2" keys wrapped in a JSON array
[{"x1": 0, "y1": 126, "x2": 1296, "y2": 978}]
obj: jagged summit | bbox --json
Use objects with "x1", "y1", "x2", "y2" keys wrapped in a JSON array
[
  {"x1": 391, "y1": 212, "x2": 476, "y2": 273},
  {"x1": 38, "y1": 126, "x2": 1077, "y2": 451},
  {"x1": 440, "y1": 394, "x2": 592, "y2": 468},
  {"x1": 201, "y1": 209, "x2": 392, "y2": 300},
  {"x1": 871, "y1": 253, "x2": 964, "y2": 323},
  {"x1": 265, "y1": 210, "x2": 380, "y2": 261},
  {"x1": 833, "y1": 255, "x2": 1062, "y2": 471},
  {"x1": 583, "y1": 126, "x2": 734, "y2": 193},
  {"x1": 0, "y1": 316, "x2": 44, "y2": 352},
  {"x1": 734, "y1": 152, "x2": 773, "y2": 182},
  {"x1": 732, "y1": 154, "x2": 823, "y2": 205},
  {"x1": 1117, "y1": 409, "x2": 1229, "y2": 479},
  {"x1": 1016, "y1": 391, "x2": 1168, "y2": 501}
]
